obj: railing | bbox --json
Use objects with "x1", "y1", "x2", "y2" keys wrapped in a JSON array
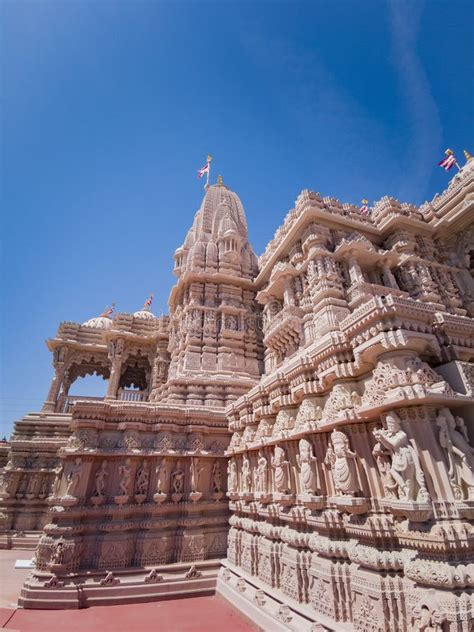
[
  {"x1": 63, "y1": 395, "x2": 103, "y2": 412},
  {"x1": 63, "y1": 389, "x2": 147, "y2": 411},
  {"x1": 118, "y1": 389, "x2": 147, "y2": 402}
]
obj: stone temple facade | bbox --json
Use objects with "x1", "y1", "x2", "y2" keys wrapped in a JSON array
[{"x1": 1, "y1": 161, "x2": 473, "y2": 629}]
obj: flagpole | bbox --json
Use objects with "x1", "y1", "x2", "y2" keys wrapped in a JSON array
[{"x1": 206, "y1": 154, "x2": 212, "y2": 189}]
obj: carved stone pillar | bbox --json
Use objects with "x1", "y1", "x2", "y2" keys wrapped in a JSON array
[
  {"x1": 106, "y1": 358, "x2": 123, "y2": 399},
  {"x1": 56, "y1": 371, "x2": 72, "y2": 414},
  {"x1": 106, "y1": 339, "x2": 124, "y2": 400},
  {"x1": 42, "y1": 350, "x2": 67, "y2": 412}
]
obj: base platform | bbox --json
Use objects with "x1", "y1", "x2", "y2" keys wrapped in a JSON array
[
  {"x1": 216, "y1": 560, "x2": 352, "y2": 632},
  {"x1": 19, "y1": 559, "x2": 221, "y2": 609}
]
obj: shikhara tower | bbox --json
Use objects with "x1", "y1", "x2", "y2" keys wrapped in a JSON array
[
  {"x1": 0, "y1": 162, "x2": 473, "y2": 631},
  {"x1": 156, "y1": 177, "x2": 262, "y2": 405}
]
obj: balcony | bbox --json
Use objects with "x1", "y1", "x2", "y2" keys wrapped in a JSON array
[{"x1": 63, "y1": 389, "x2": 147, "y2": 412}]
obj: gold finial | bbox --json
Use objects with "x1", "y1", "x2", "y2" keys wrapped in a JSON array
[
  {"x1": 445, "y1": 148, "x2": 454, "y2": 156},
  {"x1": 217, "y1": 175, "x2": 223, "y2": 185},
  {"x1": 207, "y1": 154, "x2": 212, "y2": 163},
  {"x1": 463, "y1": 149, "x2": 473, "y2": 163}
]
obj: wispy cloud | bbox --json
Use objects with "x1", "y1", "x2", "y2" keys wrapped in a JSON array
[{"x1": 389, "y1": 0, "x2": 442, "y2": 200}]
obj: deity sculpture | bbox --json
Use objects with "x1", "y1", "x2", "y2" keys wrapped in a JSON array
[
  {"x1": 51, "y1": 538, "x2": 65, "y2": 565},
  {"x1": 296, "y1": 438, "x2": 317, "y2": 493},
  {"x1": 17, "y1": 474, "x2": 28, "y2": 496},
  {"x1": 255, "y1": 451, "x2": 268, "y2": 493},
  {"x1": 227, "y1": 459, "x2": 237, "y2": 492},
  {"x1": 155, "y1": 459, "x2": 168, "y2": 494},
  {"x1": 94, "y1": 461, "x2": 108, "y2": 497},
  {"x1": 171, "y1": 460, "x2": 184, "y2": 494},
  {"x1": 211, "y1": 460, "x2": 222, "y2": 493},
  {"x1": 411, "y1": 604, "x2": 445, "y2": 632},
  {"x1": 52, "y1": 463, "x2": 63, "y2": 496},
  {"x1": 135, "y1": 460, "x2": 150, "y2": 496},
  {"x1": 271, "y1": 445, "x2": 290, "y2": 493},
  {"x1": 241, "y1": 455, "x2": 251, "y2": 493},
  {"x1": 39, "y1": 475, "x2": 50, "y2": 498},
  {"x1": 118, "y1": 458, "x2": 132, "y2": 496},
  {"x1": 437, "y1": 408, "x2": 474, "y2": 500},
  {"x1": 66, "y1": 458, "x2": 82, "y2": 497},
  {"x1": 27, "y1": 473, "x2": 39, "y2": 496},
  {"x1": 372, "y1": 442, "x2": 397, "y2": 499},
  {"x1": 373, "y1": 412, "x2": 430, "y2": 502},
  {"x1": 190, "y1": 458, "x2": 205, "y2": 493},
  {"x1": 324, "y1": 430, "x2": 359, "y2": 496}
]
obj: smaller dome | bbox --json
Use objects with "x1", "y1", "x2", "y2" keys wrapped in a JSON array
[
  {"x1": 133, "y1": 309, "x2": 157, "y2": 320},
  {"x1": 134, "y1": 294, "x2": 156, "y2": 319},
  {"x1": 82, "y1": 316, "x2": 113, "y2": 330}
]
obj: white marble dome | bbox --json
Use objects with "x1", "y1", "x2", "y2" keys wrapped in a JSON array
[
  {"x1": 133, "y1": 308, "x2": 157, "y2": 320},
  {"x1": 82, "y1": 315, "x2": 113, "y2": 330}
]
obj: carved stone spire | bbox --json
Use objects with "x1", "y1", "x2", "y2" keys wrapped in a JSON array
[{"x1": 157, "y1": 182, "x2": 262, "y2": 406}]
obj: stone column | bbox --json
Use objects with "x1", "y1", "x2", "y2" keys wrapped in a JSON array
[
  {"x1": 42, "y1": 348, "x2": 68, "y2": 412},
  {"x1": 56, "y1": 371, "x2": 72, "y2": 414},
  {"x1": 106, "y1": 359, "x2": 122, "y2": 399},
  {"x1": 106, "y1": 339, "x2": 124, "y2": 400}
]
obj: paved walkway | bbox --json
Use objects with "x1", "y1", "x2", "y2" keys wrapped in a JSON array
[{"x1": 0, "y1": 549, "x2": 257, "y2": 632}]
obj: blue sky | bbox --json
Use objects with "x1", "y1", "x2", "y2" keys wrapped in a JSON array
[{"x1": 1, "y1": 0, "x2": 473, "y2": 436}]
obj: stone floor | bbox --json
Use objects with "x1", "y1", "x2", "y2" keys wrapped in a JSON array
[{"x1": 0, "y1": 549, "x2": 258, "y2": 631}]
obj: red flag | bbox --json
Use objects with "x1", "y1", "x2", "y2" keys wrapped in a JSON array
[
  {"x1": 101, "y1": 302, "x2": 115, "y2": 318},
  {"x1": 359, "y1": 199, "x2": 369, "y2": 215},
  {"x1": 197, "y1": 162, "x2": 210, "y2": 179},
  {"x1": 438, "y1": 150, "x2": 457, "y2": 171}
]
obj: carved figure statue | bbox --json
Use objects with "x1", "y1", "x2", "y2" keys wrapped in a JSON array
[
  {"x1": 255, "y1": 451, "x2": 268, "y2": 493},
  {"x1": 190, "y1": 458, "x2": 204, "y2": 492},
  {"x1": 227, "y1": 459, "x2": 237, "y2": 492},
  {"x1": 0, "y1": 472, "x2": 15, "y2": 497},
  {"x1": 27, "y1": 473, "x2": 39, "y2": 496},
  {"x1": 52, "y1": 463, "x2": 63, "y2": 496},
  {"x1": 39, "y1": 475, "x2": 50, "y2": 497},
  {"x1": 118, "y1": 458, "x2": 132, "y2": 496},
  {"x1": 241, "y1": 455, "x2": 251, "y2": 493},
  {"x1": 373, "y1": 412, "x2": 430, "y2": 502},
  {"x1": 66, "y1": 458, "x2": 82, "y2": 497},
  {"x1": 51, "y1": 538, "x2": 65, "y2": 565},
  {"x1": 94, "y1": 461, "x2": 108, "y2": 497},
  {"x1": 135, "y1": 460, "x2": 150, "y2": 495},
  {"x1": 372, "y1": 443, "x2": 397, "y2": 499},
  {"x1": 296, "y1": 438, "x2": 317, "y2": 493},
  {"x1": 411, "y1": 604, "x2": 445, "y2": 632},
  {"x1": 171, "y1": 460, "x2": 184, "y2": 494},
  {"x1": 324, "y1": 430, "x2": 359, "y2": 496},
  {"x1": 155, "y1": 459, "x2": 168, "y2": 494},
  {"x1": 17, "y1": 474, "x2": 28, "y2": 496},
  {"x1": 271, "y1": 445, "x2": 290, "y2": 493},
  {"x1": 437, "y1": 408, "x2": 474, "y2": 500},
  {"x1": 211, "y1": 460, "x2": 222, "y2": 492}
]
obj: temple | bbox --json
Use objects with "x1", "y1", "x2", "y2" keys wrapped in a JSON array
[{"x1": 0, "y1": 159, "x2": 473, "y2": 630}]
